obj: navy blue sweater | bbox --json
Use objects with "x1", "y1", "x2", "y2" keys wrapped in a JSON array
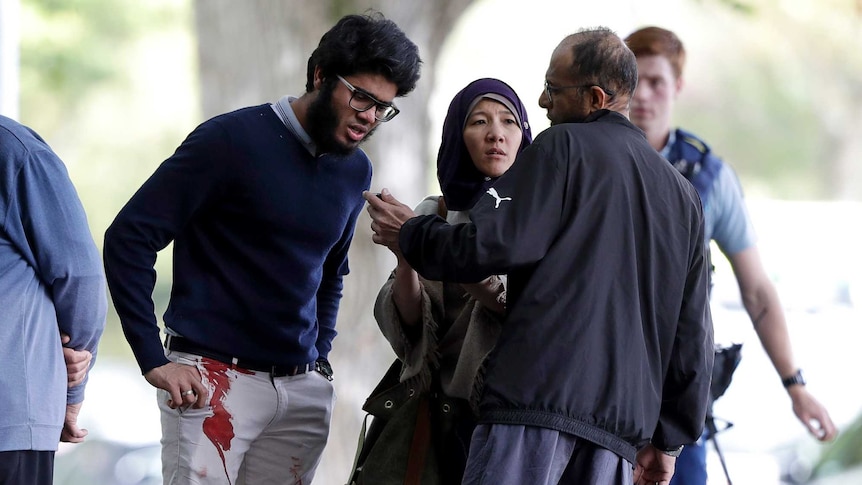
[{"x1": 104, "y1": 105, "x2": 371, "y2": 374}]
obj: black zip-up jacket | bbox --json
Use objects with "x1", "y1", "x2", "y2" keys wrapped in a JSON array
[{"x1": 400, "y1": 110, "x2": 713, "y2": 463}]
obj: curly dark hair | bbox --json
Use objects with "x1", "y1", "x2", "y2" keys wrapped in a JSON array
[{"x1": 305, "y1": 12, "x2": 422, "y2": 97}]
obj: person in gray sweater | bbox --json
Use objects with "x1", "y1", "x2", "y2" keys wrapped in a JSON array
[{"x1": 0, "y1": 115, "x2": 106, "y2": 484}]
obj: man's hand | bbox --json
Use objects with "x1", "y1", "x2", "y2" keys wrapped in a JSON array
[
  {"x1": 789, "y1": 386, "x2": 838, "y2": 441},
  {"x1": 461, "y1": 276, "x2": 506, "y2": 315},
  {"x1": 363, "y1": 188, "x2": 417, "y2": 254},
  {"x1": 145, "y1": 362, "x2": 208, "y2": 409},
  {"x1": 61, "y1": 332, "x2": 92, "y2": 388},
  {"x1": 633, "y1": 444, "x2": 676, "y2": 485},
  {"x1": 60, "y1": 402, "x2": 88, "y2": 443}
]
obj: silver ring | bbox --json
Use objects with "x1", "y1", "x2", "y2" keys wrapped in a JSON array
[{"x1": 182, "y1": 389, "x2": 194, "y2": 396}]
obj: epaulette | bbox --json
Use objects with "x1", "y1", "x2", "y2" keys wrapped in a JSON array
[
  {"x1": 679, "y1": 133, "x2": 708, "y2": 155},
  {"x1": 667, "y1": 128, "x2": 723, "y2": 204}
]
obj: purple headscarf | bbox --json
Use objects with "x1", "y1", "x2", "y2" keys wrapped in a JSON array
[{"x1": 437, "y1": 78, "x2": 533, "y2": 211}]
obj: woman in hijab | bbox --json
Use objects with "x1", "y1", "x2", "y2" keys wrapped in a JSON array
[{"x1": 372, "y1": 78, "x2": 532, "y2": 482}]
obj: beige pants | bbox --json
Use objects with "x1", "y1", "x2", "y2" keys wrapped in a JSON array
[{"x1": 159, "y1": 350, "x2": 335, "y2": 485}]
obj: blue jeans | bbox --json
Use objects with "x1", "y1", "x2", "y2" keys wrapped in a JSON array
[{"x1": 669, "y1": 438, "x2": 707, "y2": 485}]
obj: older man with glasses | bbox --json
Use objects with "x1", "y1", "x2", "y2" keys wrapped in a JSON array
[
  {"x1": 366, "y1": 27, "x2": 713, "y2": 485},
  {"x1": 103, "y1": 12, "x2": 421, "y2": 485},
  {"x1": 543, "y1": 80, "x2": 616, "y2": 105}
]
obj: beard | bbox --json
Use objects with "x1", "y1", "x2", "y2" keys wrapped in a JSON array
[{"x1": 306, "y1": 82, "x2": 377, "y2": 156}]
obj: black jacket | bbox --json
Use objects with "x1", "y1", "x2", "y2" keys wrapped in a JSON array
[{"x1": 400, "y1": 111, "x2": 713, "y2": 463}]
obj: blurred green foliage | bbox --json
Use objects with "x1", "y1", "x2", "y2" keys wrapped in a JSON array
[
  {"x1": 810, "y1": 411, "x2": 862, "y2": 479},
  {"x1": 21, "y1": 0, "x2": 180, "y2": 130},
  {"x1": 671, "y1": 0, "x2": 862, "y2": 200},
  {"x1": 677, "y1": 59, "x2": 825, "y2": 197},
  {"x1": 20, "y1": 0, "x2": 197, "y2": 360}
]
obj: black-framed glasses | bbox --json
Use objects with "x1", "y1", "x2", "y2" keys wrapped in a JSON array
[
  {"x1": 544, "y1": 80, "x2": 615, "y2": 103},
  {"x1": 336, "y1": 75, "x2": 400, "y2": 122}
]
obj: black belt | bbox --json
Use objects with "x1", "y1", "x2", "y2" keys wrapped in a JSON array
[{"x1": 164, "y1": 335, "x2": 313, "y2": 377}]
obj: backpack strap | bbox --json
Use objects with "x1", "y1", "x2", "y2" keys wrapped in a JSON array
[
  {"x1": 346, "y1": 413, "x2": 371, "y2": 485},
  {"x1": 403, "y1": 395, "x2": 432, "y2": 485}
]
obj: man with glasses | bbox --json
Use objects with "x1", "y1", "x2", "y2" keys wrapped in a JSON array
[
  {"x1": 625, "y1": 26, "x2": 837, "y2": 485},
  {"x1": 366, "y1": 27, "x2": 712, "y2": 485},
  {"x1": 543, "y1": 80, "x2": 615, "y2": 107},
  {"x1": 103, "y1": 12, "x2": 420, "y2": 484}
]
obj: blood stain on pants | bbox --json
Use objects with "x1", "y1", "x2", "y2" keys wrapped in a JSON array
[{"x1": 200, "y1": 358, "x2": 252, "y2": 483}]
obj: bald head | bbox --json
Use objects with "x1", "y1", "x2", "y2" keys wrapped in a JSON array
[{"x1": 559, "y1": 28, "x2": 639, "y2": 108}]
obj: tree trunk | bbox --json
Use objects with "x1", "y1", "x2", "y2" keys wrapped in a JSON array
[{"x1": 192, "y1": 1, "x2": 473, "y2": 482}]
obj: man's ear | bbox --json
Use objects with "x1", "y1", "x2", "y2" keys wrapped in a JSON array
[
  {"x1": 674, "y1": 75, "x2": 684, "y2": 98},
  {"x1": 589, "y1": 86, "x2": 612, "y2": 110},
  {"x1": 313, "y1": 65, "x2": 325, "y2": 90}
]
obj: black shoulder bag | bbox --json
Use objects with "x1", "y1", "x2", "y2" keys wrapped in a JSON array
[{"x1": 346, "y1": 360, "x2": 466, "y2": 485}]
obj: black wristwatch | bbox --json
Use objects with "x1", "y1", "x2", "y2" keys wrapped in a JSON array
[
  {"x1": 315, "y1": 359, "x2": 334, "y2": 381},
  {"x1": 782, "y1": 369, "x2": 805, "y2": 389},
  {"x1": 660, "y1": 445, "x2": 684, "y2": 457}
]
